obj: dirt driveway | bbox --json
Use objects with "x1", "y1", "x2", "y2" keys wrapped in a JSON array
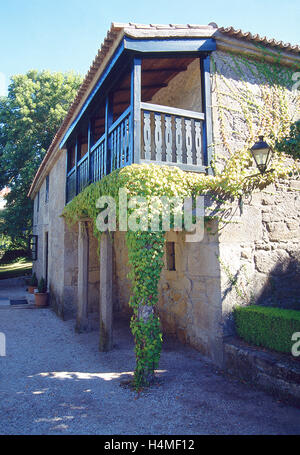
[{"x1": 0, "y1": 304, "x2": 299, "y2": 435}]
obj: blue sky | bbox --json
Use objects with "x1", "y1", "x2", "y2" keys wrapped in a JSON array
[{"x1": 0, "y1": 0, "x2": 299, "y2": 95}]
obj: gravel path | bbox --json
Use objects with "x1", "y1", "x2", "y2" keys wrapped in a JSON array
[{"x1": 0, "y1": 305, "x2": 300, "y2": 435}]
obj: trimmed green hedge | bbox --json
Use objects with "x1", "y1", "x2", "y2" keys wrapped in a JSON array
[{"x1": 234, "y1": 305, "x2": 300, "y2": 354}]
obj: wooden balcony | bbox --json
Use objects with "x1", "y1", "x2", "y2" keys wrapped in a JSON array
[
  {"x1": 66, "y1": 102, "x2": 206, "y2": 203},
  {"x1": 65, "y1": 53, "x2": 213, "y2": 204}
]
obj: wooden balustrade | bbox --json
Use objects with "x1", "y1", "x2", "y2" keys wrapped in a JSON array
[
  {"x1": 77, "y1": 154, "x2": 89, "y2": 194},
  {"x1": 140, "y1": 102, "x2": 205, "y2": 172},
  {"x1": 109, "y1": 107, "x2": 132, "y2": 171},
  {"x1": 90, "y1": 134, "x2": 106, "y2": 183},
  {"x1": 66, "y1": 168, "x2": 76, "y2": 203},
  {"x1": 66, "y1": 103, "x2": 205, "y2": 203}
]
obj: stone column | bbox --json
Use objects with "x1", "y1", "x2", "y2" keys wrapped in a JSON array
[
  {"x1": 99, "y1": 232, "x2": 113, "y2": 351},
  {"x1": 76, "y1": 220, "x2": 89, "y2": 332}
]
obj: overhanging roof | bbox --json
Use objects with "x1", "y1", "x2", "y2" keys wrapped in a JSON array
[{"x1": 28, "y1": 22, "x2": 300, "y2": 198}]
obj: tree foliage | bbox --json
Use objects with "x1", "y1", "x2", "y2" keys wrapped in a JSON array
[{"x1": 0, "y1": 70, "x2": 83, "y2": 244}]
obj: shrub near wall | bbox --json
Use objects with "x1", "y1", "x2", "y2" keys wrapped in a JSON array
[
  {"x1": 0, "y1": 249, "x2": 30, "y2": 264},
  {"x1": 234, "y1": 305, "x2": 300, "y2": 354}
]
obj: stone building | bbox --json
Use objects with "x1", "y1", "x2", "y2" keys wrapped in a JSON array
[{"x1": 28, "y1": 23, "x2": 300, "y2": 366}]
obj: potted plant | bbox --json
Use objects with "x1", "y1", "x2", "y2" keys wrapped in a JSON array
[
  {"x1": 28, "y1": 273, "x2": 38, "y2": 294},
  {"x1": 34, "y1": 277, "x2": 48, "y2": 307}
]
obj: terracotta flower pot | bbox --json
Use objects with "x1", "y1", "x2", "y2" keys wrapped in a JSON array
[
  {"x1": 34, "y1": 292, "x2": 48, "y2": 307},
  {"x1": 28, "y1": 285, "x2": 37, "y2": 294}
]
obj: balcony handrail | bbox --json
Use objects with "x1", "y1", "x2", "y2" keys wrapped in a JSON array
[
  {"x1": 67, "y1": 166, "x2": 76, "y2": 178},
  {"x1": 77, "y1": 152, "x2": 89, "y2": 167},
  {"x1": 90, "y1": 132, "x2": 105, "y2": 153},
  {"x1": 140, "y1": 102, "x2": 205, "y2": 121},
  {"x1": 108, "y1": 105, "x2": 131, "y2": 135}
]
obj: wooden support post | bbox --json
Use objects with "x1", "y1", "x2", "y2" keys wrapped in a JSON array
[
  {"x1": 200, "y1": 55, "x2": 214, "y2": 175},
  {"x1": 75, "y1": 136, "x2": 79, "y2": 195},
  {"x1": 76, "y1": 220, "x2": 89, "y2": 332},
  {"x1": 65, "y1": 148, "x2": 69, "y2": 204},
  {"x1": 105, "y1": 94, "x2": 113, "y2": 175},
  {"x1": 99, "y1": 232, "x2": 113, "y2": 351},
  {"x1": 87, "y1": 119, "x2": 92, "y2": 184},
  {"x1": 131, "y1": 57, "x2": 141, "y2": 164}
]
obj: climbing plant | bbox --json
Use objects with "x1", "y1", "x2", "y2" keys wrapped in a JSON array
[
  {"x1": 276, "y1": 120, "x2": 300, "y2": 160},
  {"x1": 63, "y1": 49, "x2": 300, "y2": 389}
]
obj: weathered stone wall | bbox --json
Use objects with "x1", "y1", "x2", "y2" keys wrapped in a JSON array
[
  {"x1": 210, "y1": 50, "x2": 299, "y2": 173},
  {"x1": 113, "y1": 229, "x2": 223, "y2": 364},
  {"x1": 224, "y1": 337, "x2": 300, "y2": 406},
  {"x1": 150, "y1": 58, "x2": 202, "y2": 111},
  {"x1": 159, "y1": 229, "x2": 223, "y2": 365},
  {"x1": 33, "y1": 151, "x2": 66, "y2": 315},
  {"x1": 61, "y1": 219, "x2": 100, "y2": 322},
  {"x1": 113, "y1": 232, "x2": 132, "y2": 314},
  {"x1": 218, "y1": 180, "x2": 300, "y2": 335},
  {"x1": 62, "y1": 220, "x2": 78, "y2": 319},
  {"x1": 210, "y1": 50, "x2": 300, "y2": 335}
]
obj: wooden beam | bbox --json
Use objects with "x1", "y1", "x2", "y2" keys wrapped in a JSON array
[
  {"x1": 124, "y1": 37, "x2": 217, "y2": 53},
  {"x1": 60, "y1": 40, "x2": 125, "y2": 149},
  {"x1": 87, "y1": 119, "x2": 92, "y2": 184},
  {"x1": 99, "y1": 233, "x2": 113, "y2": 351},
  {"x1": 65, "y1": 148, "x2": 69, "y2": 204},
  {"x1": 76, "y1": 221, "x2": 89, "y2": 332},
  {"x1": 131, "y1": 57, "x2": 141, "y2": 165},
  {"x1": 140, "y1": 159, "x2": 206, "y2": 173},
  {"x1": 115, "y1": 83, "x2": 167, "y2": 92},
  {"x1": 143, "y1": 67, "x2": 187, "y2": 73},
  {"x1": 140, "y1": 102, "x2": 205, "y2": 120},
  {"x1": 105, "y1": 95, "x2": 113, "y2": 175},
  {"x1": 114, "y1": 101, "x2": 131, "y2": 106},
  {"x1": 75, "y1": 136, "x2": 79, "y2": 195},
  {"x1": 200, "y1": 55, "x2": 213, "y2": 175}
]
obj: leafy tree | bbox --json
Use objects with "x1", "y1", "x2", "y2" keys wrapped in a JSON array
[
  {"x1": 0, "y1": 70, "x2": 83, "y2": 245},
  {"x1": 275, "y1": 120, "x2": 300, "y2": 160}
]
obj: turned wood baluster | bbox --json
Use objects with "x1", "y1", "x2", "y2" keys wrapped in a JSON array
[
  {"x1": 175, "y1": 117, "x2": 182, "y2": 163},
  {"x1": 154, "y1": 113, "x2": 162, "y2": 161},
  {"x1": 185, "y1": 119, "x2": 193, "y2": 165},
  {"x1": 195, "y1": 121, "x2": 202, "y2": 165},
  {"x1": 165, "y1": 115, "x2": 172, "y2": 162},
  {"x1": 143, "y1": 111, "x2": 151, "y2": 160}
]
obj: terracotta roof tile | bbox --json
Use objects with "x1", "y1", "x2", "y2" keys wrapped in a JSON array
[{"x1": 218, "y1": 25, "x2": 300, "y2": 53}]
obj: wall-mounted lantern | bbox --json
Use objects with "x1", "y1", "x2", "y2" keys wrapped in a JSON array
[{"x1": 250, "y1": 136, "x2": 272, "y2": 175}]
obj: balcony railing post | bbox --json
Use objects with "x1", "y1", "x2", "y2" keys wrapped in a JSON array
[
  {"x1": 200, "y1": 55, "x2": 213, "y2": 175},
  {"x1": 75, "y1": 136, "x2": 79, "y2": 195},
  {"x1": 105, "y1": 94, "x2": 113, "y2": 174},
  {"x1": 87, "y1": 119, "x2": 92, "y2": 184},
  {"x1": 65, "y1": 148, "x2": 69, "y2": 204},
  {"x1": 131, "y1": 57, "x2": 141, "y2": 164}
]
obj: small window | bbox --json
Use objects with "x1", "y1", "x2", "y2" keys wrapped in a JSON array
[
  {"x1": 166, "y1": 242, "x2": 176, "y2": 271},
  {"x1": 29, "y1": 235, "x2": 38, "y2": 261},
  {"x1": 37, "y1": 191, "x2": 40, "y2": 212},
  {"x1": 45, "y1": 175, "x2": 49, "y2": 203}
]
